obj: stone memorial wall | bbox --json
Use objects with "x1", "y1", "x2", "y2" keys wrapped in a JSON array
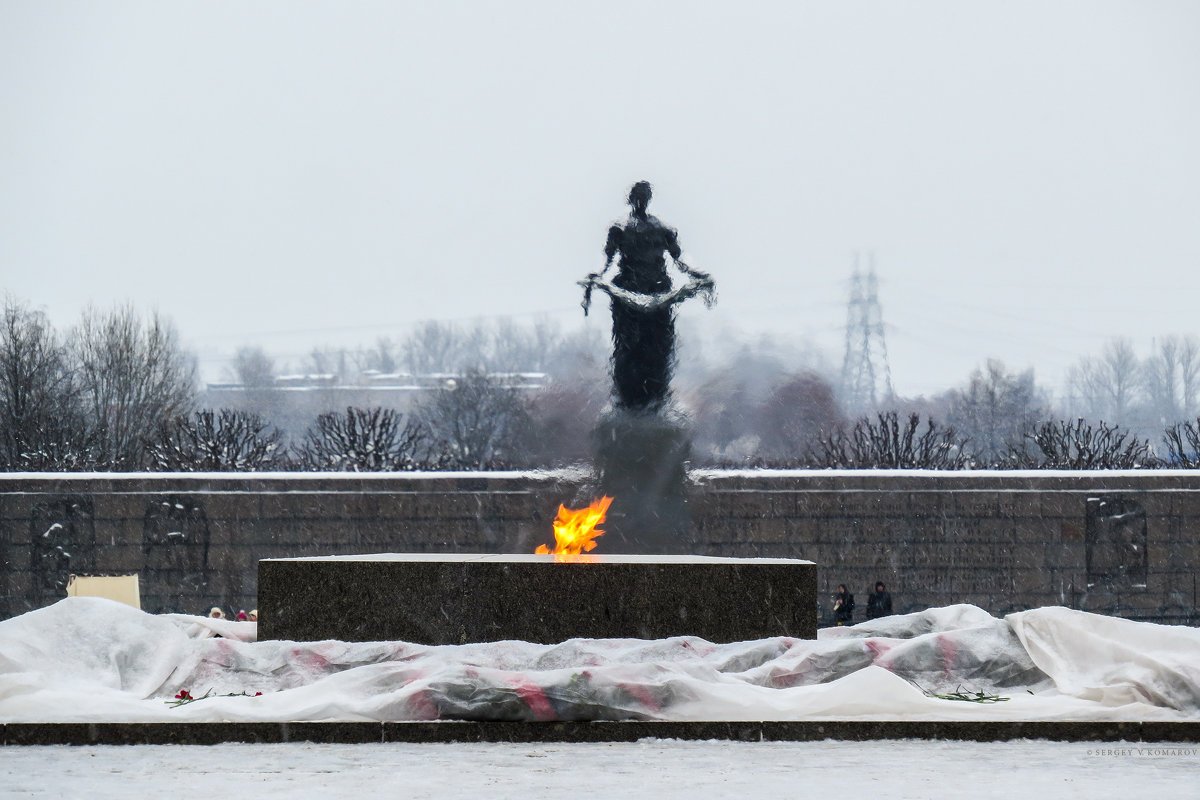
[{"x1": 1, "y1": 470, "x2": 1197, "y2": 625}]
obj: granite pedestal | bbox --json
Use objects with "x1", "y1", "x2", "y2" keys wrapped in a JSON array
[
  {"x1": 592, "y1": 409, "x2": 693, "y2": 553},
  {"x1": 258, "y1": 554, "x2": 816, "y2": 644}
]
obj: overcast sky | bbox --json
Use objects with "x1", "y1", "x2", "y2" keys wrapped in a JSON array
[{"x1": 2, "y1": 1, "x2": 1198, "y2": 397}]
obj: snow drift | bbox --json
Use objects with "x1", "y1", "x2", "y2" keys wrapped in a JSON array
[{"x1": 1, "y1": 597, "x2": 1197, "y2": 723}]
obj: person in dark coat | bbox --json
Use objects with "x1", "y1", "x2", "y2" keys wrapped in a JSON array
[
  {"x1": 866, "y1": 581, "x2": 893, "y2": 620},
  {"x1": 833, "y1": 584, "x2": 854, "y2": 625}
]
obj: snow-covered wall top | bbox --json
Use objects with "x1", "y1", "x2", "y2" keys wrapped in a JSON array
[{"x1": 1, "y1": 466, "x2": 1199, "y2": 490}]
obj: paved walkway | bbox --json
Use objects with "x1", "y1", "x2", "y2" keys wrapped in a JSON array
[{"x1": 2, "y1": 739, "x2": 1196, "y2": 798}]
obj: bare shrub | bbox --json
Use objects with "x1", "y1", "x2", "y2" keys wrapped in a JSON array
[
  {"x1": 1161, "y1": 418, "x2": 1200, "y2": 467},
  {"x1": 148, "y1": 409, "x2": 285, "y2": 471},
  {"x1": 1022, "y1": 418, "x2": 1156, "y2": 469},
  {"x1": 295, "y1": 407, "x2": 436, "y2": 471},
  {"x1": 811, "y1": 411, "x2": 969, "y2": 469}
]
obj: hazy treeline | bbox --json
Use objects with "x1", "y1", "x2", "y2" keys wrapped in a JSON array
[
  {"x1": 1061, "y1": 336, "x2": 1200, "y2": 439},
  {"x1": 6, "y1": 295, "x2": 1200, "y2": 471},
  {"x1": 222, "y1": 318, "x2": 612, "y2": 469},
  {"x1": 684, "y1": 347, "x2": 1164, "y2": 469},
  {"x1": 0, "y1": 299, "x2": 608, "y2": 471},
  {"x1": 270, "y1": 317, "x2": 589, "y2": 382}
]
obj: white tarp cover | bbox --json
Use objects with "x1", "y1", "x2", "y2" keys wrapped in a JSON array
[{"x1": 1, "y1": 597, "x2": 1197, "y2": 723}]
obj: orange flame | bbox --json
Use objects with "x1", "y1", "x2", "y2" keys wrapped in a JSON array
[{"x1": 535, "y1": 496, "x2": 613, "y2": 559}]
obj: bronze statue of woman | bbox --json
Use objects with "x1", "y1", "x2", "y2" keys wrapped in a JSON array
[{"x1": 581, "y1": 181, "x2": 714, "y2": 411}]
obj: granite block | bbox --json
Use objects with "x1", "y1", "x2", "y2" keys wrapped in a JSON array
[
  {"x1": 258, "y1": 553, "x2": 817, "y2": 644},
  {"x1": 4, "y1": 721, "x2": 1199, "y2": 746}
]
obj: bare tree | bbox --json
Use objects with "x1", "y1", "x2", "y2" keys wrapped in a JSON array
[
  {"x1": 70, "y1": 305, "x2": 196, "y2": 468},
  {"x1": 686, "y1": 345, "x2": 789, "y2": 464},
  {"x1": 360, "y1": 336, "x2": 400, "y2": 374},
  {"x1": 416, "y1": 369, "x2": 532, "y2": 469},
  {"x1": 946, "y1": 360, "x2": 1048, "y2": 466},
  {"x1": 295, "y1": 407, "x2": 435, "y2": 471},
  {"x1": 1065, "y1": 338, "x2": 1140, "y2": 424},
  {"x1": 489, "y1": 318, "x2": 561, "y2": 374},
  {"x1": 1022, "y1": 418, "x2": 1156, "y2": 469},
  {"x1": 233, "y1": 346, "x2": 275, "y2": 387},
  {"x1": 0, "y1": 298, "x2": 88, "y2": 469},
  {"x1": 402, "y1": 320, "x2": 482, "y2": 375},
  {"x1": 520, "y1": 325, "x2": 609, "y2": 467},
  {"x1": 754, "y1": 372, "x2": 843, "y2": 463},
  {"x1": 811, "y1": 411, "x2": 969, "y2": 469},
  {"x1": 148, "y1": 409, "x2": 285, "y2": 471},
  {"x1": 1142, "y1": 335, "x2": 1200, "y2": 425},
  {"x1": 228, "y1": 344, "x2": 284, "y2": 422},
  {"x1": 299, "y1": 346, "x2": 352, "y2": 383},
  {"x1": 524, "y1": 382, "x2": 608, "y2": 466},
  {"x1": 538, "y1": 326, "x2": 610, "y2": 405}
]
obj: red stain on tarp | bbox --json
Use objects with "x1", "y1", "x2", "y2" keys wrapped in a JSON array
[
  {"x1": 291, "y1": 646, "x2": 332, "y2": 670},
  {"x1": 938, "y1": 634, "x2": 957, "y2": 679},
  {"x1": 406, "y1": 687, "x2": 440, "y2": 720},
  {"x1": 511, "y1": 678, "x2": 557, "y2": 721},
  {"x1": 863, "y1": 638, "x2": 895, "y2": 668},
  {"x1": 616, "y1": 681, "x2": 661, "y2": 714}
]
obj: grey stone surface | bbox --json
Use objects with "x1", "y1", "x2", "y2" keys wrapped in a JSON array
[
  {"x1": 4, "y1": 471, "x2": 1200, "y2": 624},
  {"x1": 258, "y1": 554, "x2": 817, "y2": 643}
]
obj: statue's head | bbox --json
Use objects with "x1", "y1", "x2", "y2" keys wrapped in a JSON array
[{"x1": 627, "y1": 181, "x2": 652, "y2": 215}]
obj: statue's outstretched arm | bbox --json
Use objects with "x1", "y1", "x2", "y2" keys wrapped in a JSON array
[
  {"x1": 599, "y1": 225, "x2": 621, "y2": 276},
  {"x1": 581, "y1": 273, "x2": 598, "y2": 316},
  {"x1": 675, "y1": 258, "x2": 711, "y2": 281},
  {"x1": 673, "y1": 256, "x2": 716, "y2": 308},
  {"x1": 667, "y1": 227, "x2": 715, "y2": 291},
  {"x1": 582, "y1": 226, "x2": 623, "y2": 315},
  {"x1": 583, "y1": 225, "x2": 628, "y2": 316}
]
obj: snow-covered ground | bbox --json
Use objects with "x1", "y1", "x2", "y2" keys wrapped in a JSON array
[
  {"x1": 2, "y1": 597, "x2": 1199, "y2": 723},
  {"x1": 2, "y1": 739, "x2": 1198, "y2": 799}
]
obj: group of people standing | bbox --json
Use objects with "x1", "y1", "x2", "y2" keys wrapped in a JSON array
[
  {"x1": 831, "y1": 582, "x2": 893, "y2": 626},
  {"x1": 208, "y1": 607, "x2": 257, "y2": 622}
]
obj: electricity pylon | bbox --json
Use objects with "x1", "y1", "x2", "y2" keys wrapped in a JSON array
[{"x1": 840, "y1": 252, "x2": 894, "y2": 412}]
